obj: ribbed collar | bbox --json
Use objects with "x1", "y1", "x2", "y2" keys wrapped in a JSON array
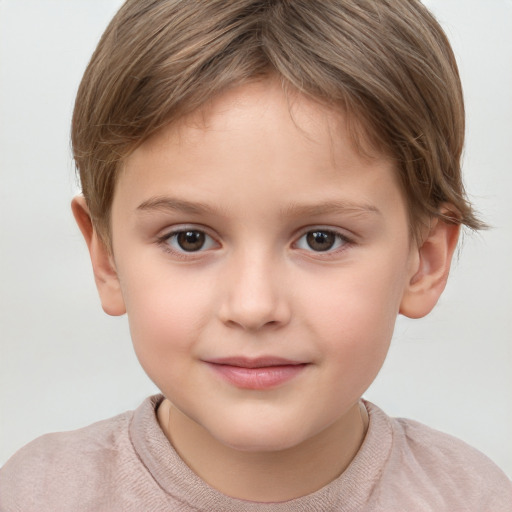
[{"x1": 129, "y1": 395, "x2": 392, "y2": 511}]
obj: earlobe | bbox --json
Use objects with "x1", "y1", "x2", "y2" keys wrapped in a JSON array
[
  {"x1": 399, "y1": 213, "x2": 460, "y2": 319},
  {"x1": 71, "y1": 196, "x2": 126, "y2": 316}
]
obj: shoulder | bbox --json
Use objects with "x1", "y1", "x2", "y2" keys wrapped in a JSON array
[
  {"x1": 0, "y1": 409, "x2": 134, "y2": 512},
  {"x1": 367, "y1": 402, "x2": 512, "y2": 511},
  {"x1": 394, "y1": 415, "x2": 508, "y2": 482}
]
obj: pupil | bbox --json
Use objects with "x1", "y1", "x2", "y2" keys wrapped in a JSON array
[
  {"x1": 177, "y1": 231, "x2": 205, "y2": 251},
  {"x1": 307, "y1": 231, "x2": 335, "y2": 251}
]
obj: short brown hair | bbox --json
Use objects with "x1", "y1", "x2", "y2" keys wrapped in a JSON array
[{"x1": 72, "y1": 0, "x2": 485, "y2": 245}]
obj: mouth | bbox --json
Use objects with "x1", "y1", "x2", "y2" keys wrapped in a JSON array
[{"x1": 203, "y1": 357, "x2": 309, "y2": 390}]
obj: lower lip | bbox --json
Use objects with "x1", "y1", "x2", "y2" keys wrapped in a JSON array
[{"x1": 206, "y1": 363, "x2": 307, "y2": 390}]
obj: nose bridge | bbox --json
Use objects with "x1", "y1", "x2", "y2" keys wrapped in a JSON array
[{"x1": 219, "y1": 244, "x2": 289, "y2": 330}]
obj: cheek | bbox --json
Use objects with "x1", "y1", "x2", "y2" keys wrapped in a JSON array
[
  {"x1": 304, "y1": 258, "x2": 407, "y2": 379},
  {"x1": 119, "y1": 267, "x2": 212, "y2": 370}
]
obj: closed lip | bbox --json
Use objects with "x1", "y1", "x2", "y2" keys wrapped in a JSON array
[
  {"x1": 203, "y1": 357, "x2": 309, "y2": 389},
  {"x1": 204, "y1": 356, "x2": 307, "y2": 368}
]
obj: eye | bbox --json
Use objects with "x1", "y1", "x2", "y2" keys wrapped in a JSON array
[
  {"x1": 163, "y1": 229, "x2": 217, "y2": 253},
  {"x1": 295, "y1": 229, "x2": 349, "y2": 252}
]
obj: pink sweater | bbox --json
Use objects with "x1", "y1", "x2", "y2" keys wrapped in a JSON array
[{"x1": 1, "y1": 395, "x2": 511, "y2": 511}]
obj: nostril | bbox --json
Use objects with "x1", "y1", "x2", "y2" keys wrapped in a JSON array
[{"x1": 220, "y1": 305, "x2": 291, "y2": 331}]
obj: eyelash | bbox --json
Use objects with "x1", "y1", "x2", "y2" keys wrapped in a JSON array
[
  {"x1": 293, "y1": 228, "x2": 353, "y2": 256},
  {"x1": 156, "y1": 226, "x2": 354, "y2": 259},
  {"x1": 157, "y1": 227, "x2": 219, "y2": 259}
]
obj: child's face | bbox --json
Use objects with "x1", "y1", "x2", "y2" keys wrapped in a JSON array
[{"x1": 108, "y1": 80, "x2": 418, "y2": 452}]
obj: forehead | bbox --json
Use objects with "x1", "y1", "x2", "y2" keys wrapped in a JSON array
[
  {"x1": 125, "y1": 80, "x2": 387, "y2": 175},
  {"x1": 115, "y1": 80, "x2": 403, "y2": 222}
]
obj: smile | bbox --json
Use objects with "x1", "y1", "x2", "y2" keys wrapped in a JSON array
[{"x1": 204, "y1": 357, "x2": 309, "y2": 390}]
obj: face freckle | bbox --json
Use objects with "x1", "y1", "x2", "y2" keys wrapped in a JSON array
[{"x1": 109, "y1": 79, "x2": 416, "y2": 455}]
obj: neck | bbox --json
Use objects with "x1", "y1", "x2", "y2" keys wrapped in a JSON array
[{"x1": 157, "y1": 399, "x2": 368, "y2": 502}]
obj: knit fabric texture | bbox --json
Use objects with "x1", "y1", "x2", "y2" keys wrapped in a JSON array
[{"x1": 1, "y1": 395, "x2": 511, "y2": 511}]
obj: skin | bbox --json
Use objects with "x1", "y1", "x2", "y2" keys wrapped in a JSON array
[{"x1": 73, "y1": 79, "x2": 459, "y2": 502}]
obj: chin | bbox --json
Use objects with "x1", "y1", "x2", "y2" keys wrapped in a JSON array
[{"x1": 210, "y1": 420, "x2": 311, "y2": 453}]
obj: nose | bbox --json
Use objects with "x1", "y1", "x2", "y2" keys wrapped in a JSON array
[{"x1": 218, "y1": 250, "x2": 291, "y2": 331}]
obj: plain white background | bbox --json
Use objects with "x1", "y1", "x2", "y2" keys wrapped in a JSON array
[{"x1": 1, "y1": 0, "x2": 511, "y2": 477}]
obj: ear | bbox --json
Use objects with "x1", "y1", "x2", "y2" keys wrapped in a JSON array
[
  {"x1": 71, "y1": 196, "x2": 126, "y2": 316},
  {"x1": 399, "y1": 213, "x2": 460, "y2": 319}
]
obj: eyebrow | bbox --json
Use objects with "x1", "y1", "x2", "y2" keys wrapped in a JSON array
[
  {"x1": 137, "y1": 197, "x2": 218, "y2": 215},
  {"x1": 280, "y1": 200, "x2": 381, "y2": 218},
  {"x1": 136, "y1": 196, "x2": 381, "y2": 218}
]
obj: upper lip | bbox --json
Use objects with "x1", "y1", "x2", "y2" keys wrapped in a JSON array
[{"x1": 204, "y1": 357, "x2": 306, "y2": 368}]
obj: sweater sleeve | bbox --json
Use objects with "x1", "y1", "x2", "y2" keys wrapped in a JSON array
[
  {"x1": 0, "y1": 413, "x2": 132, "y2": 512},
  {"x1": 380, "y1": 416, "x2": 512, "y2": 511}
]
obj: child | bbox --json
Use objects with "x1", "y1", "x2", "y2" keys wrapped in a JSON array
[{"x1": 1, "y1": 0, "x2": 511, "y2": 510}]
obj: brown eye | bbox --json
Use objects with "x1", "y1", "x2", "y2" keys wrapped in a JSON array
[
  {"x1": 162, "y1": 228, "x2": 218, "y2": 255},
  {"x1": 176, "y1": 230, "x2": 206, "y2": 252},
  {"x1": 306, "y1": 231, "x2": 336, "y2": 251}
]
